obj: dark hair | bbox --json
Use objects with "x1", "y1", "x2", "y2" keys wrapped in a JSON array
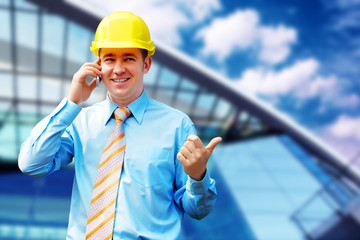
[{"x1": 140, "y1": 49, "x2": 148, "y2": 61}]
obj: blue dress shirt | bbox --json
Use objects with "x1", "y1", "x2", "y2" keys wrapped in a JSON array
[{"x1": 18, "y1": 91, "x2": 217, "y2": 240}]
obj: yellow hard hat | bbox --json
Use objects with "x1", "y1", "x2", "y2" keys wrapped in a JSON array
[{"x1": 90, "y1": 11, "x2": 156, "y2": 56}]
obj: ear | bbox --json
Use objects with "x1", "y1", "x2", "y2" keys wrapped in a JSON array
[
  {"x1": 98, "y1": 49, "x2": 103, "y2": 66},
  {"x1": 143, "y1": 55, "x2": 152, "y2": 74}
]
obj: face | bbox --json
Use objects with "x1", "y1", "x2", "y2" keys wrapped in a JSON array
[{"x1": 99, "y1": 48, "x2": 152, "y2": 106}]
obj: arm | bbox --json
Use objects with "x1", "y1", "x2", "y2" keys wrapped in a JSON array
[
  {"x1": 18, "y1": 59, "x2": 102, "y2": 177},
  {"x1": 18, "y1": 100, "x2": 81, "y2": 177},
  {"x1": 174, "y1": 125, "x2": 222, "y2": 219},
  {"x1": 176, "y1": 168, "x2": 218, "y2": 220}
]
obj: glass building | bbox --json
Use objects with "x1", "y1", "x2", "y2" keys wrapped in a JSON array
[{"x1": 1, "y1": 0, "x2": 360, "y2": 239}]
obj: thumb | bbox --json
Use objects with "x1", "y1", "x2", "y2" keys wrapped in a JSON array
[{"x1": 205, "y1": 137, "x2": 222, "y2": 153}]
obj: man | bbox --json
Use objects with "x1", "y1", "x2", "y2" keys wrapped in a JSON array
[{"x1": 18, "y1": 12, "x2": 221, "y2": 239}]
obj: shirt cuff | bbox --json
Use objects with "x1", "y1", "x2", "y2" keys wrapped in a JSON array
[
  {"x1": 52, "y1": 98, "x2": 82, "y2": 125},
  {"x1": 186, "y1": 169, "x2": 211, "y2": 195}
]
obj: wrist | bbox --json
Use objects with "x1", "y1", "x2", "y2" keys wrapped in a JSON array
[
  {"x1": 190, "y1": 169, "x2": 206, "y2": 181},
  {"x1": 67, "y1": 93, "x2": 81, "y2": 105}
]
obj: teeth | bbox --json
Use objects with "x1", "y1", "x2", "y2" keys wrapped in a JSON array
[{"x1": 113, "y1": 78, "x2": 128, "y2": 82}]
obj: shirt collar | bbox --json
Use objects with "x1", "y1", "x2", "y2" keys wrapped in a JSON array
[
  {"x1": 104, "y1": 91, "x2": 148, "y2": 126},
  {"x1": 128, "y1": 90, "x2": 148, "y2": 125}
]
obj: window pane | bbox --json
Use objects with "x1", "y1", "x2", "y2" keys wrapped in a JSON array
[
  {"x1": 18, "y1": 74, "x2": 37, "y2": 100},
  {"x1": 0, "y1": 9, "x2": 10, "y2": 41},
  {"x1": 180, "y1": 78, "x2": 198, "y2": 91},
  {"x1": 15, "y1": 0, "x2": 37, "y2": 10},
  {"x1": 18, "y1": 103, "x2": 38, "y2": 144},
  {"x1": 66, "y1": 22, "x2": 91, "y2": 64},
  {"x1": 209, "y1": 136, "x2": 322, "y2": 240},
  {"x1": 16, "y1": 11, "x2": 37, "y2": 72},
  {"x1": 0, "y1": 100, "x2": 11, "y2": 113},
  {"x1": 42, "y1": 14, "x2": 65, "y2": 76},
  {"x1": 175, "y1": 91, "x2": 196, "y2": 114},
  {"x1": 143, "y1": 61, "x2": 159, "y2": 86},
  {"x1": 0, "y1": 73, "x2": 12, "y2": 98},
  {"x1": 0, "y1": 112, "x2": 17, "y2": 160},
  {"x1": 42, "y1": 14, "x2": 65, "y2": 57},
  {"x1": 156, "y1": 89, "x2": 174, "y2": 106},
  {"x1": 16, "y1": 11, "x2": 37, "y2": 49},
  {"x1": 158, "y1": 68, "x2": 179, "y2": 89},
  {"x1": 41, "y1": 76, "x2": 62, "y2": 102},
  {"x1": 0, "y1": 10, "x2": 11, "y2": 70},
  {"x1": 194, "y1": 92, "x2": 216, "y2": 117},
  {"x1": 0, "y1": 0, "x2": 9, "y2": 6},
  {"x1": 214, "y1": 98, "x2": 232, "y2": 119}
]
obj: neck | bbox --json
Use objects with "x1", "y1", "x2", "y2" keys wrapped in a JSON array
[{"x1": 107, "y1": 90, "x2": 143, "y2": 107}]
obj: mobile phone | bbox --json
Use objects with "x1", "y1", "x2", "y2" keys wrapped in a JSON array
[{"x1": 96, "y1": 75, "x2": 102, "y2": 88}]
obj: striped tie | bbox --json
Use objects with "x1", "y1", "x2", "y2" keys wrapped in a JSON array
[{"x1": 86, "y1": 107, "x2": 130, "y2": 240}]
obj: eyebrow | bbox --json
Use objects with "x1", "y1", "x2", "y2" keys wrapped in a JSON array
[{"x1": 102, "y1": 53, "x2": 138, "y2": 58}]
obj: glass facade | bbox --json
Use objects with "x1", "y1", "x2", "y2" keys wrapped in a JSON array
[{"x1": 0, "y1": 0, "x2": 359, "y2": 239}]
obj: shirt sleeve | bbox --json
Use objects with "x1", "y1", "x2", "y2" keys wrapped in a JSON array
[
  {"x1": 18, "y1": 98, "x2": 81, "y2": 177},
  {"x1": 173, "y1": 118, "x2": 217, "y2": 220}
]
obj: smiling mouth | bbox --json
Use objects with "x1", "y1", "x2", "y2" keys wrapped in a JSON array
[{"x1": 112, "y1": 78, "x2": 130, "y2": 83}]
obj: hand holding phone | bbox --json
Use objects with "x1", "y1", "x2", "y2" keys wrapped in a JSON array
[
  {"x1": 96, "y1": 75, "x2": 102, "y2": 88},
  {"x1": 68, "y1": 58, "x2": 102, "y2": 105}
]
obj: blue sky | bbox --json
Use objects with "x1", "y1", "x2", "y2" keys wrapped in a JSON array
[{"x1": 70, "y1": 0, "x2": 360, "y2": 161}]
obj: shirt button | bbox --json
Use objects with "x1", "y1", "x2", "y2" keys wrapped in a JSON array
[
  {"x1": 195, "y1": 186, "x2": 200, "y2": 190},
  {"x1": 197, "y1": 202, "x2": 201, "y2": 206}
]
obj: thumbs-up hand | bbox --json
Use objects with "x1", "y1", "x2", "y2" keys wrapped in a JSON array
[{"x1": 177, "y1": 135, "x2": 222, "y2": 181}]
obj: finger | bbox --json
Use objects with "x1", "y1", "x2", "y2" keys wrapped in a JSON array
[
  {"x1": 184, "y1": 141, "x2": 196, "y2": 153},
  {"x1": 81, "y1": 61, "x2": 100, "y2": 69},
  {"x1": 82, "y1": 70, "x2": 98, "y2": 79},
  {"x1": 83, "y1": 65, "x2": 102, "y2": 74},
  {"x1": 187, "y1": 135, "x2": 204, "y2": 149},
  {"x1": 180, "y1": 146, "x2": 192, "y2": 159},
  {"x1": 82, "y1": 62, "x2": 102, "y2": 71},
  {"x1": 205, "y1": 137, "x2": 222, "y2": 153},
  {"x1": 81, "y1": 68, "x2": 102, "y2": 79},
  {"x1": 88, "y1": 78, "x2": 97, "y2": 90},
  {"x1": 177, "y1": 152, "x2": 187, "y2": 164}
]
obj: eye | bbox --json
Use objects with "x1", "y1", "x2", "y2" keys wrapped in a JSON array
[
  {"x1": 104, "y1": 58, "x2": 114, "y2": 62},
  {"x1": 125, "y1": 57, "x2": 136, "y2": 62}
]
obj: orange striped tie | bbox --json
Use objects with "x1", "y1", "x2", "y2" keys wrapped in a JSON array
[{"x1": 86, "y1": 107, "x2": 130, "y2": 240}]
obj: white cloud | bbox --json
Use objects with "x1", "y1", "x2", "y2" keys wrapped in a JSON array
[
  {"x1": 328, "y1": 115, "x2": 360, "y2": 140},
  {"x1": 66, "y1": 0, "x2": 221, "y2": 47},
  {"x1": 196, "y1": 9, "x2": 259, "y2": 61},
  {"x1": 258, "y1": 25, "x2": 297, "y2": 64},
  {"x1": 196, "y1": 9, "x2": 297, "y2": 64},
  {"x1": 236, "y1": 58, "x2": 360, "y2": 110},
  {"x1": 179, "y1": 0, "x2": 221, "y2": 22},
  {"x1": 236, "y1": 58, "x2": 319, "y2": 95},
  {"x1": 312, "y1": 77, "x2": 360, "y2": 112},
  {"x1": 317, "y1": 128, "x2": 360, "y2": 161}
]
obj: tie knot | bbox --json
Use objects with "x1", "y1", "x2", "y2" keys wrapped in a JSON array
[{"x1": 114, "y1": 107, "x2": 130, "y2": 123}]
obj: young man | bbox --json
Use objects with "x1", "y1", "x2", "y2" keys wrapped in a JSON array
[{"x1": 18, "y1": 12, "x2": 221, "y2": 239}]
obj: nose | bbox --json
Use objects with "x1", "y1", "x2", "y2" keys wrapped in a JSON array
[{"x1": 113, "y1": 61, "x2": 125, "y2": 74}]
